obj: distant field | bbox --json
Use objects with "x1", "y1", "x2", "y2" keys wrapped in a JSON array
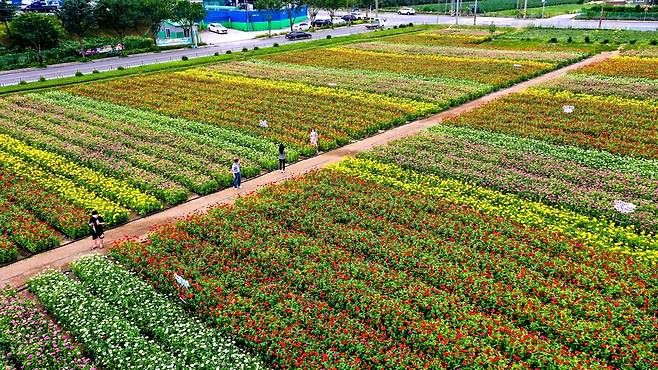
[{"x1": 485, "y1": 3, "x2": 587, "y2": 18}]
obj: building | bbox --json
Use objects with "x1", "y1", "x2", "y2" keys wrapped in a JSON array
[
  {"x1": 203, "y1": 0, "x2": 308, "y2": 31},
  {"x1": 156, "y1": 21, "x2": 193, "y2": 47}
]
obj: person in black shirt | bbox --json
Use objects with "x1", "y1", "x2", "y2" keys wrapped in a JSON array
[
  {"x1": 278, "y1": 143, "x2": 286, "y2": 173},
  {"x1": 89, "y1": 210, "x2": 105, "y2": 249}
]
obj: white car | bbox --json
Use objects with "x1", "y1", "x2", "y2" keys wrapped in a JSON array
[
  {"x1": 332, "y1": 16, "x2": 346, "y2": 25},
  {"x1": 398, "y1": 7, "x2": 416, "y2": 15},
  {"x1": 207, "y1": 23, "x2": 228, "y2": 34},
  {"x1": 350, "y1": 10, "x2": 363, "y2": 19},
  {"x1": 293, "y1": 22, "x2": 310, "y2": 31}
]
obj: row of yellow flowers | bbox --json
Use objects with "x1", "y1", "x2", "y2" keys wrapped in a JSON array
[
  {"x1": 0, "y1": 133, "x2": 161, "y2": 216},
  {"x1": 176, "y1": 69, "x2": 435, "y2": 114},
  {"x1": 0, "y1": 150, "x2": 129, "y2": 224},
  {"x1": 332, "y1": 158, "x2": 658, "y2": 262},
  {"x1": 525, "y1": 87, "x2": 658, "y2": 110}
]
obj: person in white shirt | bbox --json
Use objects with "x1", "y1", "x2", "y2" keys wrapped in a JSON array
[
  {"x1": 231, "y1": 158, "x2": 241, "y2": 189},
  {"x1": 310, "y1": 129, "x2": 318, "y2": 148}
]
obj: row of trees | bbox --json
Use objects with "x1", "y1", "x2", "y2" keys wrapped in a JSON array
[
  {"x1": 0, "y1": 0, "x2": 206, "y2": 56},
  {"x1": 255, "y1": 0, "x2": 376, "y2": 36}
]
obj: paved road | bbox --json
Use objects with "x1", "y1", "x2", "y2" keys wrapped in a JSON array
[{"x1": 0, "y1": 13, "x2": 655, "y2": 86}]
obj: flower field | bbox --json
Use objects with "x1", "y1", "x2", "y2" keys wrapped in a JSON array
[
  {"x1": 0, "y1": 288, "x2": 94, "y2": 369},
  {"x1": 67, "y1": 72, "x2": 433, "y2": 156},
  {"x1": 264, "y1": 47, "x2": 554, "y2": 86},
  {"x1": 110, "y1": 170, "x2": 658, "y2": 368},
  {"x1": 25, "y1": 255, "x2": 264, "y2": 369},
  {"x1": 344, "y1": 41, "x2": 586, "y2": 62},
  {"x1": 576, "y1": 56, "x2": 658, "y2": 80},
  {"x1": 2, "y1": 25, "x2": 657, "y2": 369},
  {"x1": 362, "y1": 126, "x2": 658, "y2": 232},
  {"x1": 444, "y1": 88, "x2": 658, "y2": 159},
  {"x1": 202, "y1": 60, "x2": 492, "y2": 106}
]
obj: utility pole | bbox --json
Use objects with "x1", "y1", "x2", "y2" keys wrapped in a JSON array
[
  {"x1": 437, "y1": 0, "x2": 440, "y2": 23},
  {"x1": 473, "y1": 0, "x2": 478, "y2": 25},
  {"x1": 541, "y1": 0, "x2": 546, "y2": 18},
  {"x1": 455, "y1": 0, "x2": 460, "y2": 24},
  {"x1": 375, "y1": 0, "x2": 379, "y2": 19},
  {"x1": 523, "y1": 0, "x2": 528, "y2": 19}
]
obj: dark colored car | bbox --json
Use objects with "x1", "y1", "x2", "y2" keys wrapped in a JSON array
[
  {"x1": 341, "y1": 14, "x2": 358, "y2": 22},
  {"x1": 21, "y1": 1, "x2": 58, "y2": 12},
  {"x1": 285, "y1": 31, "x2": 312, "y2": 40},
  {"x1": 311, "y1": 18, "x2": 332, "y2": 27}
]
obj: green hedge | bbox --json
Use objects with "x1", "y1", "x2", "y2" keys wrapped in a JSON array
[
  {"x1": 579, "y1": 5, "x2": 658, "y2": 21},
  {"x1": 0, "y1": 36, "x2": 158, "y2": 71}
]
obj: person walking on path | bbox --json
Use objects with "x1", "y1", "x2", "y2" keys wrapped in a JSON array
[
  {"x1": 310, "y1": 129, "x2": 318, "y2": 148},
  {"x1": 232, "y1": 158, "x2": 242, "y2": 189},
  {"x1": 89, "y1": 210, "x2": 105, "y2": 249},
  {"x1": 278, "y1": 143, "x2": 286, "y2": 173}
]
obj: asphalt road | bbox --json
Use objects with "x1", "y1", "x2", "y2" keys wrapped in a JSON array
[{"x1": 0, "y1": 12, "x2": 656, "y2": 86}]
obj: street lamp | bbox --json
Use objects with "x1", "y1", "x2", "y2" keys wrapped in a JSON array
[{"x1": 541, "y1": 0, "x2": 546, "y2": 19}]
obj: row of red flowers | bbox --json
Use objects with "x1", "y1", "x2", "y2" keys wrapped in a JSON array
[{"x1": 112, "y1": 171, "x2": 658, "y2": 369}]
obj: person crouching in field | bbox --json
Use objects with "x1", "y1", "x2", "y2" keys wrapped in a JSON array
[{"x1": 89, "y1": 210, "x2": 105, "y2": 249}]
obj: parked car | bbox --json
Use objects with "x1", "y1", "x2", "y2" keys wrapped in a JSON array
[
  {"x1": 332, "y1": 17, "x2": 346, "y2": 25},
  {"x1": 398, "y1": 7, "x2": 416, "y2": 15},
  {"x1": 341, "y1": 14, "x2": 358, "y2": 22},
  {"x1": 207, "y1": 23, "x2": 228, "y2": 34},
  {"x1": 350, "y1": 9, "x2": 363, "y2": 19},
  {"x1": 365, "y1": 18, "x2": 386, "y2": 30},
  {"x1": 293, "y1": 22, "x2": 311, "y2": 31},
  {"x1": 21, "y1": 1, "x2": 58, "y2": 12},
  {"x1": 285, "y1": 31, "x2": 312, "y2": 40},
  {"x1": 311, "y1": 18, "x2": 332, "y2": 27}
]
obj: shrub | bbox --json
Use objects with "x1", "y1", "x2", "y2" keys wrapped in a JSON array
[
  {"x1": 213, "y1": 52, "x2": 219, "y2": 56},
  {"x1": 408, "y1": 22, "x2": 414, "y2": 27},
  {"x1": 181, "y1": 55, "x2": 188, "y2": 61},
  {"x1": 38, "y1": 76, "x2": 46, "y2": 82},
  {"x1": 273, "y1": 42, "x2": 279, "y2": 47},
  {"x1": 548, "y1": 37, "x2": 558, "y2": 43},
  {"x1": 629, "y1": 39, "x2": 636, "y2": 44},
  {"x1": 650, "y1": 40, "x2": 657, "y2": 45},
  {"x1": 253, "y1": 46, "x2": 259, "y2": 50},
  {"x1": 567, "y1": 36, "x2": 573, "y2": 43},
  {"x1": 75, "y1": 71, "x2": 83, "y2": 77},
  {"x1": 601, "y1": 39, "x2": 609, "y2": 44},
  {"x1": 117, "y1": 66, "x2": 124, "y2": 70},
  {"x1": 242, "y1": 47, "x2": 248, "y2": 52},
  {"x1": 326, "y1": 35, "x2": 332, "y2": 39},
  {"x1": 19, "y1": 80, "x2": 27, "y2": 85},
  {"x1": 584, "y1": 36, "x2": 591, "y2": 43},
  {"x1": 226, "y1": 50, "x2": 232, "y2": 54},
  {"x1": 92, "y1": 70, "x2": 100, "y2": 74}
]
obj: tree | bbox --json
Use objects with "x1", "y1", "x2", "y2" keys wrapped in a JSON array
[
  {"x1": 320, "y1": 0, "x2": 343, "y2": 27},
  {"x1": 0, "y1": 0, "x2": 15, "y2": 37},
  {"x1": 9, "y1": 13, "x2": 62, "y2": 64},
  {"x1": 306, "y1": 0, "x2": 322, "y2": 24},
  {"x1": 283, "y1": 0, "x2": 304, "y2": 31},
  {"x1": 142, "y1": 0, "x2": 175, "y2": 46},
  {"x1": 172, "y1": 0, "x2": 207, "y2": 46},
  {"x1": 94, "y1": 0, "x2": 142, "y2": 42},
  {"x1": 59, "y1": 0, "x2": 96, "y2": 55},
  {"x1": 255, "y1": 0, "x2": 284, "y2": 37}
]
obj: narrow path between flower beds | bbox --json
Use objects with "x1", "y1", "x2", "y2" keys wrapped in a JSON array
[{"x1": 0, "y1": 50, "x2": 618, "y2": 288}]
